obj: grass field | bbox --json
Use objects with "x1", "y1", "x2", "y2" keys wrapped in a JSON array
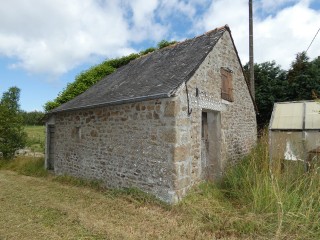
[
  {"x1": 24, "y1": 125, "x2": 45, "y2": 153},
  {"x1": 1, "y1": 133, "x2": 320, "y2": 239},
  {"x1": 0, "y1": 166, "x2": 218, "y2": 240}
]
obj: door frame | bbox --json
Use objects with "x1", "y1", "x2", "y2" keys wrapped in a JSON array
[{"x1": 45, "y1": 116, "x2": 55, "y2": 170}]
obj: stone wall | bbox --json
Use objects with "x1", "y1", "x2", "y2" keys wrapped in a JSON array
[
  {"x1": 171, "y1": 30, "x2": 257, "y2": 199},
  {"x1": 48, "y1": 30, "x2": 257, "y2": 203},
  {"x1": 52, "y1": 98, "x2": 180, "y2": 203}
]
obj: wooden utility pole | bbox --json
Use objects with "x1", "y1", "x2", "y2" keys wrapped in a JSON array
[{"x1": 249, "y1": 0, "x2": 255, "y2": 99}]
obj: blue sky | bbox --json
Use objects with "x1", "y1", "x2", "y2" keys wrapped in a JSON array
[{"x1": 0, "y1": 0, "x2": 319, "y2": 112}]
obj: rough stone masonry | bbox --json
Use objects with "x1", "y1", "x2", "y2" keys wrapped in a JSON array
[{"x1": 46, "y1": 26, "x2": 257, "y2": 203}]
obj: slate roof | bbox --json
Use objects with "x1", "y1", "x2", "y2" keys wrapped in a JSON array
[{"x1": 51, "y1": 26, "x2": 230, "y2": 113}]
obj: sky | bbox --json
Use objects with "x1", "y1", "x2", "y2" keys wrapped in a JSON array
[{"x1": 0, "y1": 0, "x2": 319, "y2": 112}]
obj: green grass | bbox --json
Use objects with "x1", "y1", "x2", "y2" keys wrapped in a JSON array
[
  {"x1": 1, "y1": 133, "x2": 320, "y2": 239},
  {"x1": 220, "y1": 132, "x2": 320, "y2": 239},
  {"x1": 0, "y1": 156, "x2": 48, "y2": 177},
  {"x1": 24, "y1": 125, "x2": 45, "y2": 153}
]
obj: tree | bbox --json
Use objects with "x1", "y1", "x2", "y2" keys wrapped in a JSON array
[
  {"x1": 244, "y1": 61, "x2": 288, "y2": 128},
  {"x1": 287, "y1": 52, "x2": 320, "y2": 100},
  {"x1": 21, "y1": 110, "x2": 45, "y2": 125},
  {"x1": 245, "y1": 52, "x2": 320, "y2": 129},
  {"x1": 0, "y1": 87, "x2": 27, "y2": 159}
]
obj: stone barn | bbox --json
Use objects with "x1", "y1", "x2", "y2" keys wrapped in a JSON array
[{"x1": 45, "y1": 25, "x2": 257, "y2": 203}]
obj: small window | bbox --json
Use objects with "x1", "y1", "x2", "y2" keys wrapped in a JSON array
[{"x1": 220, "y1": 68, "x2": 233, "y2": 102}]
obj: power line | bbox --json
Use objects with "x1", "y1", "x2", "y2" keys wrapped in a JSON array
[{"x1": 306, "y1": 27, "x2": 320, "y2": 53}]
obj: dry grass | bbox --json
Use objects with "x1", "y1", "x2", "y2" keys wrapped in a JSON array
[
  {"x1": 0, "y1": 169, "x2": 218, "y2": 240},
  {"x1": 2, "y1": 133, "x2": 320, "y2": 240},
  {"x1": 0, "y1": 168, "x2": 277, "y2": 240}
]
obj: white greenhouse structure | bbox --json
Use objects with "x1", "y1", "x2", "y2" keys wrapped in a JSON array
[{"x1": 269, "y1": 101, "x2": 320, "y2": 171}]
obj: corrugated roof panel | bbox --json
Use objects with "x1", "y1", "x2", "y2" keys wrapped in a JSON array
[
  {"x1": 271, "y1": 103, "x2": 304, "y2": 129},
  {"x1": 305, "y1": 102, "x2": 320, "y2": 129}
]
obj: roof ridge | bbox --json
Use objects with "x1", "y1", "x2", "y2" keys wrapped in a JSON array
[
  {"x1": 129, "y1": 26, "x2": 227, "y2": 63},
  {"x1": 149, "y1": 25, "x2": 228, "y2": 52},
  {"x1": 204, "y1": 24, "x2": 229, "y2": 36}
]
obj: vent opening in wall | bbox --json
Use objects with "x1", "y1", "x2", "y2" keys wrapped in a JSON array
[{"x1": 72, "y1": 126, "x2": 81, "y2": 142}]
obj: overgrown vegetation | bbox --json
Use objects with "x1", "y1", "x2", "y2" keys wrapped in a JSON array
[
  {"x1": 157, "y1": 39, "x2": 177, "y2": 49},
  {"x1": 0, "y1": 157, "x2": 48, "y2": 177},
  {"x1": 219, "y1": 132, "x2": 320, "y2": 239},
  {"x1": 0, "y1": 87, "x2": 27, "y2": 159},
  {"x1": 44, "y1": 40, "x2": 177, "y2": 112},
  {"x1": 1, "y1": 134, "x2": 320, "y2": 239}
]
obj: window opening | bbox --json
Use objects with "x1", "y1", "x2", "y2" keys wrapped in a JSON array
[{"x1": 221, "y1": 68, "x2": 233, "y2": 102}]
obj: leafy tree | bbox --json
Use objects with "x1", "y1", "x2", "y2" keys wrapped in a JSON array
[
  {"x1": 287, "y1": 52, "x2": 320, "y2": 100},
  {"x1": 21, "y1": 110, "x2": 45, "y2": 125},
  {"x1": 1, "y1": 86, "x2": 20, "y2": 110},
  {"x1": 244, "y1": 61, "x2": 288, "y2": 128},
  {"x1": 0, "y1": 87, "x2": 27, "y2": 159}
]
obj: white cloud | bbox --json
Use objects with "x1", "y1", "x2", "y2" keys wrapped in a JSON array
[
  {"x1": 258, "y1": 0, "x2": 299, "y2": 12},
  {"x1": 195, "y1": 0, "x2": 320, "y2": 69},
  {"x1": 0, "y1": 0, "x2": 319, "y2": 77},
  {"x1": 0, "y1": 0, "x2": 166, "y2": 75},
  {"x1": 255, "y1": 1, "x2": 320, "y2": 68},
  {"x1": 193, "y1": 0, "x2": 249, "y2": 64},
  {"x1": 158, "y1": 0, "x2": 197, "y2": 20},
  {"x1": 124, "y1": 0, "x2": 168, "y2": 42}
]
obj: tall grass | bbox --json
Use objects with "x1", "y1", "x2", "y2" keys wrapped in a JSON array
[
  {"x1": 0, "y1": 157, "x2": 48, "y2": 177},
  {"x1": 221, "y1": 132, "x2": 320, "y2": 239}
]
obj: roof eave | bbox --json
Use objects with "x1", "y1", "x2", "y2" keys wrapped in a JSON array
[{"x1": 49, "y1": 92, "x2": 173, "y2": 114}]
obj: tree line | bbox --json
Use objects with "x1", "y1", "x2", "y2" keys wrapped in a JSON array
[{"x1": 20, "y1": 110, "x2": 45, "y2": 126}]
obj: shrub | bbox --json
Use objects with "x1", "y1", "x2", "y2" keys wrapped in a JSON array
[
  {"x1": 140, "y1": 47, "x2": 156, "y2": 55},
  {"x1": 0, "y1": 87, "x2": 27, "y2": 159},
  {"x1": 157, "y1": 40, "x2": 177, "y2": 49}
]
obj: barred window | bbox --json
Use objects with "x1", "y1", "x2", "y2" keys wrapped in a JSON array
[{"x1": 221, "y1": 68, "x2": 233, "y2": 102}]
